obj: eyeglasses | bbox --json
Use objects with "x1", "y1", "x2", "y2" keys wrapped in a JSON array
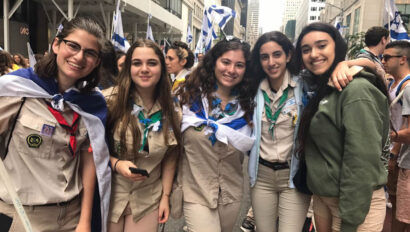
[
  {"x1": 381, "y1": 54, "x2": 402, "y2": 62},
  {"x1": 61, "y1": 39, "x2": 100, "y2": 62}
]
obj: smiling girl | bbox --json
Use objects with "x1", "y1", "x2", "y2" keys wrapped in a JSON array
[
  {"x1": 176, "y1": 37, "x2": 254, "y2": 232},
  {"x1": 295, "y1": 22, "x2": 389, "y2": 232},
  {"x1": 104, "y1": 39, "x2": 181, "y2": 232},
  {"x1": 0, "y1": 17, "x2": 111, "y2": 232}
]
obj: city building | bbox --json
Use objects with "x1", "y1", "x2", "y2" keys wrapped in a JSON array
[
  {"x1": 1, "y1": 0, "x2": 205, "y2": 55},
  {"x1": 246, "y1": 0, "x2": 259, "y2": 47},
  {"x1": 221, "y1": 0, "x2": 245, "y2": 39},
  {"x1": 320, "y1": 0, "x2": 410, "y2": 37},
  {"x1": 282, "y1": 0, "x2": 302, "y2": 41},
  {"x1": 295, "y1": 0, "x2": 325, "y2": 39}
]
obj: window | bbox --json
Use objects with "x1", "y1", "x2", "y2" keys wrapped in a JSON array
[
  {"x1": 310, "y1": 16, "x2": 316, "y2": 20},
  {"x1": 345, "y1": 13, "x2": 351, "y2": 36},
  {"x1": 353, "y1": 7, "x2": 361, "y2": 34},
  {"x1": 311, "y1": 7, "x2": 317, "y2": 11}
]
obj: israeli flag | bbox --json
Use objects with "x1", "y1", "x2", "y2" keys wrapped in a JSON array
[
  {"x1": 384, "y1": 0, "x2": 410, "y2": 41},
  {"x1": 195, "y1": 5, "x2": 236, "y2": 54},
  {"x1": 334, "y1": 17, "x2": 345, "y2": 36},
  {"x1": 146, "y1": 14, "x2": 155, "y2": 42},
  {"x1": 187, "y1": 24, "x2": 193, "y2": 45},
  {"x1": 112, "y1": 0, "x2": 131, "y2": 52},
  {"x1": 27, "y1": 42, "x2": 37, "y2": 69}
]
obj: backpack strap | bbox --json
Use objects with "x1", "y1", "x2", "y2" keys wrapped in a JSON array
[{"x1": 2, "y1": 97, "x2": 26, "y2": 160}]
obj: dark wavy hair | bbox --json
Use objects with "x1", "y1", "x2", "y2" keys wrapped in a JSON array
[
  {"x1": 250, "y1": 31, "x2": 297, "y2": 97},
  {"x1": 106, "y1": 39, "x2": 182, "y2": 159},
  {"x1": 295, "y1": 22, "x2": 387, "y2": 157},
  {"x1": 35, "y1": 17, "x2": 105, "y2": 93},
  {"x1": 177, "y1": 37, "x2": 254, "y2": 123},
  {"x1": 169, "y1": 41, "x2": 195, "y2": 69}
]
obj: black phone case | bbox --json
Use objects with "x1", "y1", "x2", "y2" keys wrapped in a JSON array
[
  {"x1": 0, "y1": 213, "x2": 12, "y2": 231},
  {"x1": 129, "y1": 167, "x2": 149, "y2": 177}
]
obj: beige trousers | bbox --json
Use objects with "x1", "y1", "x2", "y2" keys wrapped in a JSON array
[
  {"x1": 313, "y1": 187, "x2": 386, "y2": 232},
  {"x1": 0, "y1": 197, "x2": 80, "y2": 232},
  {"x1": 183, "y1": 201, "x2": 241, "y2": 232},
  {"x1": 251, "y1": 164, "x2": 311, "y2": 232}
]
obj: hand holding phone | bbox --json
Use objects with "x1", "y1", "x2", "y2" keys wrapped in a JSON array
[{"x1": 129, "y1": 167, "x2": 149, "y2": 177}]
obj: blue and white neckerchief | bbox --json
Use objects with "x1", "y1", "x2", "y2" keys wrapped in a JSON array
[
  {"x1": 209, "y1": 94, "x2": 239, "y2": 120},
  {"x1": 0, "y1": 68, "x2": 111, "y2": 232},
  {"x1": 181, "y1": 94, "x2": 255, "y2": 153}
]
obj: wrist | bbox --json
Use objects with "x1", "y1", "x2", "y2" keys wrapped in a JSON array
[
  {"x1": 390, "y1": 153, "x2": 398, "y2": 160},
  {"x1": 162, "y1": 192, "x2": 170, "y2": 198},
  {"x1": 113, "y1": 159, "x2": 122, "y2": 173}
]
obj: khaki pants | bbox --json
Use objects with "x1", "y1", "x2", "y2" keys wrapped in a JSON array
[
  {"x1": 183, "y1": 201, "x2": 241, "y2": 232},
  {"x1": 0, "y1": 197, "x2": 80, "y2": 232},
  {"x1": 313, "y1": 188, "x2": 386, "y2": 232},
  {"x1": 251, "y1": 165, "x2": 311, "y2": 232}
]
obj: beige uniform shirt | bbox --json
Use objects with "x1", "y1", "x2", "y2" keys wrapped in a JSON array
[
  {"x1": 0, "y1": 96, "x2": 89, "y2": 205},
  {"x1": 103, "y1": 88, "x2": 178, "y2": 223},
  {"x1": 180, "y1": 113, "x2": 245, "y2": 209},
  {"x1": 259, "y1": 72, "x2": 298, "y2": 163}
]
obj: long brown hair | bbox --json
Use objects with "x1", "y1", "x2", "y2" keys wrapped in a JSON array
[
  {"x1": 177, "y1": 37, "x2": 254, "y2": 123},
  {"x1": 106, "y1": 39, "x2": 181, "y2": 158}
]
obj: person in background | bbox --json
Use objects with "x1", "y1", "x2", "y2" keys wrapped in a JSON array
[
  {"x1": 99, "y1": 40, "x2": 119, "y2": 89},
  {"x1": 383, "y1": 40, "x2": 410, "y2": 232},
  {"x1": 116, "y1": 51, "x2": 126, "y2": 73},
  {"x1": 13, "y1": 53, "x2": 29, "y2": 68},
  {"x1": 295, "y1": 22, "x2": 388, "y2": 232},
  {"x1": 0, "y1": 17, "x2": 111, "y2": 232},
  {"x1": 104, "y1": 39, "x2": 181, "y2": 232},
  {"x1": 165, "y1": 41, "x2": 194, "y2": 92},
  {"x1": 0, "y1": 51, "x2": 13, "y2": 75},
  {"x1": 176, "y1": 37, "x2": 254, "y2": 232}
]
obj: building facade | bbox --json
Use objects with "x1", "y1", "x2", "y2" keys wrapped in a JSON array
[
  {"x1": 246, "y1": 0, "x2": 259, "y2": 47},
  {"x1": 282, "y1": 0, "x2": 303, "y2": 42},
  {"x1": 295, "y1": 0, "x2": 325, "y2": 39}
]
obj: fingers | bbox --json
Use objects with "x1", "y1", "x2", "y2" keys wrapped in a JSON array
[{"x1": 158, "y1": 208, "x2": 169, "y2": 223}]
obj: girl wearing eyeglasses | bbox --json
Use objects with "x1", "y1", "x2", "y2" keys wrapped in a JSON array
[
  {"x1": 103, "y1": 39, "x2": 181, "y2": 232},
  {"x1": 0, "y1": 17, "x2": 111, "y2": 232},
  {"x1": 295, "y1": 22, "x2": 388, "y2": 232},
  {"x1": 175, "y1": 38, "x2": 254, "y2": 232}
]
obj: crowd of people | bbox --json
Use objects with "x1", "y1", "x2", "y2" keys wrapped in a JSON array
[{"x1": 0, "y1": 16, "x2": 409, "y2": 232}]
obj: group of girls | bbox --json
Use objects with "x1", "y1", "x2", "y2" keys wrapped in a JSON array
[{"x1": 0, "y1": 16, "x2": 388, "y2": 232}]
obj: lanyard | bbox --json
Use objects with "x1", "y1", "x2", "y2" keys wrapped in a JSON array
[
  {"x1": 138, "y1": 110, "x2": 162, "y2": 152},
  {"x1": 47, "y1": 104, "x2": 80, "y2": 157},
  {"x1": 262, "y1": 88, "x2": 288, "y2": 138}
]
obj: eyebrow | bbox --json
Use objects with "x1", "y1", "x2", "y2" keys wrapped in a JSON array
[{"x1": 301, "y1": 39, "x2": 329, "y2": 48}]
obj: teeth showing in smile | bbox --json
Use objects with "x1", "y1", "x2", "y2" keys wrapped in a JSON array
[
  {"x1": 68, "y1": 61, "x2": 83, "y2": 69},
  {"x1": 312, "y1": 60, "x2": 325, "y2": 65}
]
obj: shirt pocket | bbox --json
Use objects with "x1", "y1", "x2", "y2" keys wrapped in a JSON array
[{"x1": 15, "y1": 114, "x2": 54, "y2": 159}]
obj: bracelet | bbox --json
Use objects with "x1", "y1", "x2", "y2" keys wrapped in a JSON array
[
  {"x1": 163, "y1": 192, "x2": 170, "y2": 197},
  {"x1": 113, "y1": 159, "x2": 121, "y2": 172}
]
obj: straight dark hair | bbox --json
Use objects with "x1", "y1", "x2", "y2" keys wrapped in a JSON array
[
  {"x1": 295, "y1": 22, "x2": 387, "y2": 157},
  {"x1": 35, "y1": 17, "x2": 105, "y2": 93},
  {"x1": 250, "y1": 31, "x2": 296, "y2": 97}
]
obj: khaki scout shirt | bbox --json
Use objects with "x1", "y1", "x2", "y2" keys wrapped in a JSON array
[
  {"x1": 180, "y1": 119, "x2": 245, "y2": 208},
  {"x1": 259, "y1": 72, "x2": 298, "y2": 163},
  {"x1": 0, "y1": 96, "x2": 89, "y2": 205},
  {"x1": 103, "y1": 88, "x2": 178, "y2": 223}
]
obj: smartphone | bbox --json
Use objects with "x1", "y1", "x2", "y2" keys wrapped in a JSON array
[
  {"x1": 0, "y1": 213, "x2": 12, "y2": 231},
  {"x1": 129, "y1": 167, "x2": 149, "y2": 177}
]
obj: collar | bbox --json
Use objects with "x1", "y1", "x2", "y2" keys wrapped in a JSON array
[
  {"x1": 133, "y1": 93, "x2": 162, "y2": 116},
  {"x1": 260, "y1": 70, "x2": 295, "y2": 101}
]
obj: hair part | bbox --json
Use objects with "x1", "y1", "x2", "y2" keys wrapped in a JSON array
[
  {"x1": 177, "y1": 37, "x2": 254, "y2": 123},
  {"x1": 106, "y1": 39, "x2": 182, "y2": 159},
  {"x1": 35, "y1": 17, "x2": 105, "y2": 93}
]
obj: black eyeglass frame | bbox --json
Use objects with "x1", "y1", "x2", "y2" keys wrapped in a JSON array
[
  {"x1": 381, "y1": 54, "x2": 403, "y2": 62},
  {"x1": 60, "y1": 39, "x2": 100, "y2": 61}
]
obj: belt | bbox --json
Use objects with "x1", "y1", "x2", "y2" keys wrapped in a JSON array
[
  {"x1": 1, "y1": 195, "x2": 78, "y2": 207},
  {"x1": 259, "y1": 157, "x2": 289, "y2": 170}
]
